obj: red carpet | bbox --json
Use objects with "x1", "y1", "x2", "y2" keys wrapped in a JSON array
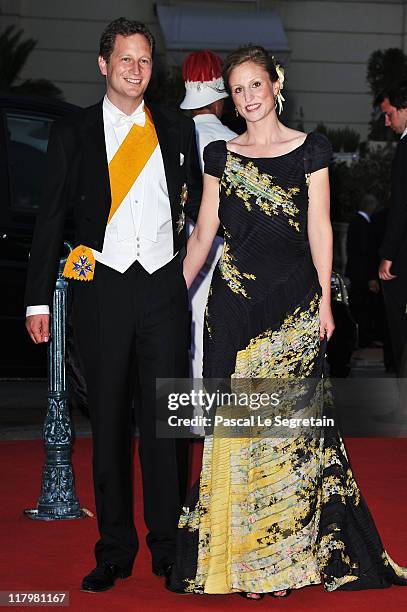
[{"x1": 0, "y1": 438, "x2": 406, "y2": 611}]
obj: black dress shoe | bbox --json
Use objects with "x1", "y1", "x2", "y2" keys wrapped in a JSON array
[
  {"x1": 81, "y1": 562, "x2": 132, "y2": 593},
  {"x1": 152, "y1": 558, "x2": 173, "y2": 578}
]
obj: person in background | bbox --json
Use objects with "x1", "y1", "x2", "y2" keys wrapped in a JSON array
[
  {"x1": 378, "y1": 85, "x2": 407, "y2": 375},
  {"x1": 368, "y1": 202, "x2": 395, "y2": 371},
  {"x1": 345, "y1": 193, "x2": 378, "y2": 347},
  {"x1": 180, "y1": 50, "x2": 237, "y2": 379}
]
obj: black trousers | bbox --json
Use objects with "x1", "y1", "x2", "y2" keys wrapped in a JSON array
[
  {"x1": 72, "y1": 256, "x2": 189, "y2": 570},
  {"x1": 348, "y1": 284, "x2": 374, "y2": 347},
  {"x1": 381, "y1": 273, "x2": 407, "y2": 376}
]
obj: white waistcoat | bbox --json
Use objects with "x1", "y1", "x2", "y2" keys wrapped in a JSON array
[{"x1": 92, "y1": 95, "x2": 175, "y2": 274}]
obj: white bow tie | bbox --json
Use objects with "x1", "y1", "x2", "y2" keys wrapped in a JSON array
[{"x1": 113, "y1": 111, "x2": 146, "y2": 128}]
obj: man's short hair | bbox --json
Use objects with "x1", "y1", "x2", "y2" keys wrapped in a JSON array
[
  {"x1": 360, "y1": 193, "x2": 378, "y2": 214},
  {"x1": 99, "y1": 17, "x2": 155, "y2": 62},
  {"x1": 194, "y1": 102, "x2": 218, "y2": 113},
  {"x1": 374, "y1": 91, "x2": 389, "y2": 107},
  {"x1": 388, "y1": 83, "x2": 407, "y2": 110}
]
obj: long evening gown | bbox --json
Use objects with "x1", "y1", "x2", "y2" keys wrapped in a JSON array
[{"x1": 167, "y1": 133, "x2": 407, "y2": 594}]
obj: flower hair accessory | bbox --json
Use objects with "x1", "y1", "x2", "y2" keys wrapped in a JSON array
[{"x1": 272, "y1": 57, "x2": 285, "y2": 115}]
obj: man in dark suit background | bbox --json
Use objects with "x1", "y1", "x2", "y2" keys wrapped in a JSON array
[
  {"x1": 25, "y1": 18, "x2": 202, "y2": 592},
  {"x1": 368, "y1": 204, "x2": 395, "y2": 371},
  {"x1": 379, "y1": 85, "x2": 407, "y2": 375},
  {"x1": 346, "y1": 194, "x2": 378, "y2": 347}
]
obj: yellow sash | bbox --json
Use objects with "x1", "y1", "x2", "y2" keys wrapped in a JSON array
[{"x1": 62, "y1": 109, "x2": 158, "y2": 281}]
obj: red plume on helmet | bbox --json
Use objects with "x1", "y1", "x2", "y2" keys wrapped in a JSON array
[
  {"x1": 180, "y1": 49, "x2": 228, "y2": 110},
  {"x1": 182, "y1": 50, "x2": 223, "y2": 83}
]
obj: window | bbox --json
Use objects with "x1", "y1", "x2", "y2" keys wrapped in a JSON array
[{"x1": 5, "y1": 112, "x2": 54, "y2": 211}]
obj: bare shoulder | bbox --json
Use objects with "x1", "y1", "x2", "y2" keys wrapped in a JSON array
[
  {"x1": 282, "y1": 127, "x2": 308, "y2": 145},
  {"x1": 227, "y1": 133, "x2": 246, "y2": 147}
]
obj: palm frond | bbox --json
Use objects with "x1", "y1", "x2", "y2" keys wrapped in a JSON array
[
  {"x1": 0, "y1": 25, "x2": 63, "y2": 99},
  {"x1": 0, "y1": 25, "x2": 37, "y2": 86}
]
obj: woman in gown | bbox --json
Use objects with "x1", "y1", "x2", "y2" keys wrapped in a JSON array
[{"x1": 167, "y1": 45, "x2": 407, "y2": 599}]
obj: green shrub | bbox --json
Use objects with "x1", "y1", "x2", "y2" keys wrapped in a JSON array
[
  {"x1": 315, "y1": 123, "x2": 360, "y2": 152},
  {"x1": 330, "y1": 146, "x2": 394, "y2": 221}
]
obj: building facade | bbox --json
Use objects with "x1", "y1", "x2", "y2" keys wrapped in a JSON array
[{"x1": 1, "y1": 0, "x2": 407, "y2": 139}]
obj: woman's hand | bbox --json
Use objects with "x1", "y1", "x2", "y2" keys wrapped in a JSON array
[
  {"x1": 183, "y1": 173, "x2": 221, "y2": 288},
  {"x1": 319, "y1": 300, "x2": 335, "y2": 341}
]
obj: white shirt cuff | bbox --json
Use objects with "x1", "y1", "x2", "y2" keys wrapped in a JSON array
[{"x1": 26, "y1": 305, "x2": 50, "y2": 317}]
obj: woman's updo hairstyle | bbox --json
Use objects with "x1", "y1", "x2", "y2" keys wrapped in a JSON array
[{"x1": 222, "y1": 45, "x2": 279, "y2": 93}]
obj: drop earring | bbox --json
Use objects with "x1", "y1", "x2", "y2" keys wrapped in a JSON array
[{"x1": 235, "y1": 107, "x2": 239, "y2": 117}]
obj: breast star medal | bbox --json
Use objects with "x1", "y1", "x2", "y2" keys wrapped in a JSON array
[{"x1": 62, "y1": 245, "x2": 95, "y2": 281}]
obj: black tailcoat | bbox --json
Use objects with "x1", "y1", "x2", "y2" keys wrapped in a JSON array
[
  {"x1": 24, "y1": 101, "x2": 202, "y2": 306},
  {"x1": 379, "y1": 136, "x2": 407, "y2": 374}
]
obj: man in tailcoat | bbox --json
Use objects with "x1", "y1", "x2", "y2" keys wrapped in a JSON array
[{"x1": 25, "y1": 18, "x2": 202, "y2": 592}]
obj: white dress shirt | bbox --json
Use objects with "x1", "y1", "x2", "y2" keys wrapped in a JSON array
[
  {"x1": 357, "y1": 211, "x2": 370, "y2": 223},
  {"x1": 27, "y1": 95, "x2": 174, "y2": 316},
  {"x1": 192, "y1": 114, "x2": 236, "y2": 172}
]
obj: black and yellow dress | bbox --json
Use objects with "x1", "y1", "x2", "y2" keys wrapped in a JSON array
[{"x1": 168, "y1": 133, "x2": 407, "y2": 594}]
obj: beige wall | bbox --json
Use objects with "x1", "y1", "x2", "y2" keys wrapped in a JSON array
[
  {"x1": 0, "y1": 0, "x2": 164, "y2": 106},
  {"x1": 1, "y1": 0, "x2": 407, "y2": 139},
  {"x1": 275, "y1": 0, "x2": 405, "y2": 137}
]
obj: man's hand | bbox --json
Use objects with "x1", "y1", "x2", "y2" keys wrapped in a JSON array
[
  {"x1": 379, "y1": 259, "x2": 397, "y2": 281},
  {"x1": 26, "y1": 314, "x2": 50, "y2": 344},
  {"x1": 368, "y1": 279, "x2": 380, "y2": 293}
]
